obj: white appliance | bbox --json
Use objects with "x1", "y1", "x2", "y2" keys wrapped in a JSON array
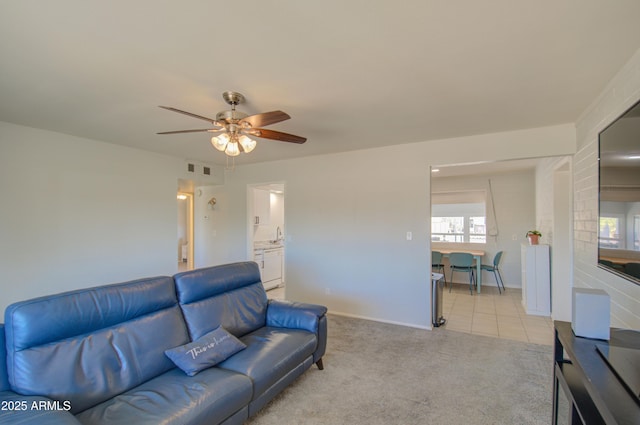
[{"x1": 254, "y1": 247, "x2": 283, "y2": 290}]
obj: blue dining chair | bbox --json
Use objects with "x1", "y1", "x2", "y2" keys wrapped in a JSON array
[
  {"x1": 481, "y1": 251, "x2": 505, "y2": 294},
  {"x1": 432, "y1": 251, "x2": 447, "y2": 285},
  {"x1": 449, "y1": 252, "x2": 476, "y2": 295}
]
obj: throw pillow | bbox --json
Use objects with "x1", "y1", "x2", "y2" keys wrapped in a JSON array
[{"x1": 165, "y1": 326, "x2": 246, "y2": 376}]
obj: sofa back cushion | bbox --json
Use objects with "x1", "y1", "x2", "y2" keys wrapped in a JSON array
[
  {"x1": 4, "y1": 276, "x2": 189, "y2": 414},
  {"x1": 0, "y1": 324, "x2": 8, "y2": 392},
  {"x1": 174, "y1": 262, "x2": 267, "y2": 340}
]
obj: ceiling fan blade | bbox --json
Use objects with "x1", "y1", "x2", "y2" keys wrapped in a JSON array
[
  {"x1": 241, "y1": 110, "x2": 291, "y2": 128},
  {"x1": 245, "y1": 128, "x2": 306, "y2": 144},
  {"x1": 158, "y1": 106, "x2": 220, "y2": 125},
  {"x1": 157, "y1": 129, "x2": 221, "y2": 135}
]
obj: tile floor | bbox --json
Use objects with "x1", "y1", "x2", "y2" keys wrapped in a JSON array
[
  {"x1": 267, "y1": 285, "x2": 285, "y2": 300},
  {"x1": 442, "y1": 282, "x2": 554, "y2": 345},
  {"x1": 267, "y1": 282, "x2": 554, "y2": 346}
]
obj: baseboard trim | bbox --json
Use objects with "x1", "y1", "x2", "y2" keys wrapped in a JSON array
[{"x1": 327, "y1": 310, "x2": 432, "y2": 331}]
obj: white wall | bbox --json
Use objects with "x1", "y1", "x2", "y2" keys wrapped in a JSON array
[
  {"x1": 574, "y1": 47, "x2": 640, "y2": 329},
  {"x1": 432, "y1": 169, "x2": 536, "y2": 289},
  {"x1": 0, "y1": 118, "x2": 576, "y2": 329},
  {"x1": 198, "y1": 124, "x2": 575, "y2": 328},
  {"x1": 0, "y1": 121, "x2": 183, "y2": 313},
  {"x1": 192, "y1": 184, "x2": 243, "y2": 268},
  {"x1": 535, "y1": 156, "x2": 574, "y2": 321},
  {"x1": 270, "y1": 192, "x2": 285, "y2": 238}
]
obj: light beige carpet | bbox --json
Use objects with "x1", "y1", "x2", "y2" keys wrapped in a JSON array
[{"x1": 246, "y1": 314, "x2": 553, "y2": 425}]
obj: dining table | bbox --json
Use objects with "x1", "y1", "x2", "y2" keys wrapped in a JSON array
[{"x1": 434, "y1": 248, "x2": 486, "y2": 293}]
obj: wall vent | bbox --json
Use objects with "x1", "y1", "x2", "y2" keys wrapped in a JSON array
[{"x1": 183, "y1": 160, "x2": 223, "y2": 185}]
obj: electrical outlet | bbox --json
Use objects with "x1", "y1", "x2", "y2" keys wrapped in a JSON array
[
  {"x1": 406, "y1": 231, "x2": 413, "y2": 241},
  {"x1": 325, "y1": 288, "x2": 332, "y2": 295}
]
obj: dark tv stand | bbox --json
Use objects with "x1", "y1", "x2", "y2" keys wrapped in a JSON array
[{"x1": 553, "y1": 321, "x2": 640, "y2": 424}]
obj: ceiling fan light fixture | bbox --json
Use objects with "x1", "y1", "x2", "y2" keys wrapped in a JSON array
[
  {"x1": 211, "y1": 133, "x2": 229, "y2": 151},
  {"x1": 225, "y1": 141, "x2": 240, "y2": 157},
  {"x1": 239, "y1": 135, "x2": 257, "y2": 153}
]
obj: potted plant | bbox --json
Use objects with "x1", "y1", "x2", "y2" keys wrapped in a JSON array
[{"x1": 525, "y1": 230, "x2": 542, "y2": 245}]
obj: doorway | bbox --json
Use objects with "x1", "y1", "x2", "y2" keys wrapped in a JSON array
[
  {"x1": 431, "y1": 158, "x2": 555, "y2": 345},
  {"x1": 177, "y1": 191, "x2": 194, "y2": 272},
  {"x1": 247, "y1": 183, "x2": 286, "y2": 294}
]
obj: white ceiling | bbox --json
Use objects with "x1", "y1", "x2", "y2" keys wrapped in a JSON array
[{"x1": 1, "y1": 1, "x2": 640, "y2": 167}]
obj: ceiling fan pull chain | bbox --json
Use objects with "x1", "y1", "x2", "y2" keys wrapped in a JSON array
[{"x1": 225, "y1": 155, "x2": 236, "y2": 171}]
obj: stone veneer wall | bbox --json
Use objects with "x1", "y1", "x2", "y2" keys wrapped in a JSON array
[{"x1": 574, "y1": 48, "x2": 640, "y2": 328}]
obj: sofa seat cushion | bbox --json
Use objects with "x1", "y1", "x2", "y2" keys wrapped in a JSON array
[
  {"x1": 75, "y1": 367, "x2": 252, "y2": 425},
  {"x1": 217, "y1": 327, "x2": 317, "y2": 397}
]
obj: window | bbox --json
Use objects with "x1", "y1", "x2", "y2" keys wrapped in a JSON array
[
  {"x1": 432, "y1": 216, "x2": 464, "y2": 242},
  {"x1": 599, "y1": 216, "x2": 622, "y2": 249},
  {"x1": 469, "y1": 216, "x2": 486, "y2": 243},
  {"x1": 599, "y1": 201, "x2": 640, "y2": 251},
  {"x1": 431, "y1": 191, "x2": 486, "y2": 244}
]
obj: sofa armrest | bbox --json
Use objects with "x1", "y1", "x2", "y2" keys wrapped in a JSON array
[
  {"x1": 266, "y1": 300, "x2": 327, "y2": 334},
  {"x1": 0, "y1": 391, "x2": 82, "y2": 425}
]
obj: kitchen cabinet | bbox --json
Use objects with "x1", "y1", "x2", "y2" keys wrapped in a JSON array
[
  {"x1": 253, "y1": 189, "x2": 270, "y2": 225},
  {"x1": 521, "y1": 244, "x2": 551, "y2": 316}
]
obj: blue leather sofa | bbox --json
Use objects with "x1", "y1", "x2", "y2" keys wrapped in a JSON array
[{"x1": 0, "y1": 262, "x2": 327, "y2": 425}]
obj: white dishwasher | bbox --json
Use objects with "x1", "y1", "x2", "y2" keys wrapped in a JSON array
[{"x1": 262, "y1": 248, "x2": 283, "y2": 290}]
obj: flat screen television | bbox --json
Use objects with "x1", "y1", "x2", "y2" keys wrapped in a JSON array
[{"x1": 598, "y1": 98, "x2": 640, "y2": 285}]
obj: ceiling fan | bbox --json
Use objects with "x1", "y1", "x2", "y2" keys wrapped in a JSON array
[{"x1": 157, "y1": 91, "x2": 306, "y2": 157}]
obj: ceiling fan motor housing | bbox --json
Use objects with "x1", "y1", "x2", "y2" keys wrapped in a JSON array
[
  {"x1": 222, "y1": 91, "x2": 245, "y2": 106},
  {"x1": 216, "y1": 109, "x2": 249, "y2": 124}
]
